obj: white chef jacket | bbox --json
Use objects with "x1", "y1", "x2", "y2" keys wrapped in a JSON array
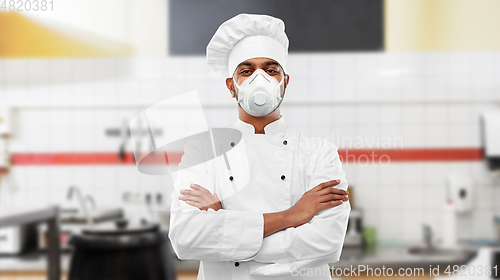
[{"x1": 169, "y1": 116, "x2": 350, "y2": 280}]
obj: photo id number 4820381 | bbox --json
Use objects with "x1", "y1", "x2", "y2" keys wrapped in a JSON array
[
  {"x1": 443, "y1": 264, "x2": 497, "y2": 277},
  {"x1": 1, "y1": 0, "x2": 53, "y2": 11}
]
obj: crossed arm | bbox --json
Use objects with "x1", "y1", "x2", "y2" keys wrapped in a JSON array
[{"x1": 178, "y1": 179, "x2": 348, "y2": 238}]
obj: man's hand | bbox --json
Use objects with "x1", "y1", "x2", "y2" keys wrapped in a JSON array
[
  {"x1": 284, "y1": 180, "x2": 348, "y2": 228},
  {"x1": 179, "y1": 184, "x2": 223, "y2": 211}
]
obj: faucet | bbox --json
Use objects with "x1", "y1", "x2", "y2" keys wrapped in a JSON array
[
  {"x1": 67, "y1": 186, "x2": 93, "y2": 226},
  {"x1": 86, "y1": 195, "x2": 96, "y2": 211},
  {"x1": 422, "y1": 224, "x2": 433, "y2": 249}
]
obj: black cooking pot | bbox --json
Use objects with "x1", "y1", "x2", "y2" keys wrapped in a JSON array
[{"x1": 68, "y1": 220, "x2": 175, "y2": 280}]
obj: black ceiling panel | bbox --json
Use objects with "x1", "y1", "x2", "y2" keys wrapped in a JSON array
[{"x1": 169, "y1": 0, "x2": 383, "y2": 55}]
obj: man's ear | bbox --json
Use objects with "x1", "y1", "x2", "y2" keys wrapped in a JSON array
[
  {"x1": 284, "y1": 74, "x2": 290, "y2": 89},
  {"x1": 226, "y1": 78, "x2": 236, "y2": 98}
]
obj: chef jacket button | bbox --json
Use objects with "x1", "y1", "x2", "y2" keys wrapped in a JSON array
[
  {"x1": 281, "y1": 175, "x2": 286, "y2": 180},
  {"x1": 235, "y1": 262, "x2": 240, "y2": 267},
  {"x1": 229, "y1": 176, "x2": 234, "y2": 181},
  {"x1": 230, "y1": 142, "x2": 235, "y2": 147},
  {"x1": 283, "y1": 140, "x2": 287, "y2": 145}
]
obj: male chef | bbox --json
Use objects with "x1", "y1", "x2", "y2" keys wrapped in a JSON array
[{"x1": 169, "y1": 14, "x2": 351, "y2": 280}]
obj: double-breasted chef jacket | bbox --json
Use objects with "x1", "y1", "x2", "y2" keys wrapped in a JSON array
[{"x1": 169, "y1": 116, "x2": 351, "y2": 280}]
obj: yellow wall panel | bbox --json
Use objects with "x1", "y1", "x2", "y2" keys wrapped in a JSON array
[
  {"x1": 0, "y1": 12, "x2": 132, "y2": 58},
  {"x1": 385, "y1": 0, "x2": 500, "y2": 51}
]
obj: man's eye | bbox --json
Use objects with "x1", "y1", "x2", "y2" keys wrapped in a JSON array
[
  {"x1": 267, "y1": 69, "x2": 278, "y2": 74},
  {"x1": 240, "y1": 70, "x2": 251, "y2": 74}
]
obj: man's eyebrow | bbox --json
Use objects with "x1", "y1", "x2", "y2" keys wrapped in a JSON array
[
  {"x1": 237, "y1": 61, "x2": 252, "y2": 67},
  {"x1": 236, "y1": 60, "x2": 280, "y2": 70}
]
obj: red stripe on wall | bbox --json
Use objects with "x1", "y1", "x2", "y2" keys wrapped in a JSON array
[
  {"x1": 10, "y1": 148, "x2": 482, "y2": 165},
  {"x1": 12, "y1": 153, "x2": 138, "y2": 165},
  {"x1": 337, "y1": 148, "x2": 482, "y2": 163}
]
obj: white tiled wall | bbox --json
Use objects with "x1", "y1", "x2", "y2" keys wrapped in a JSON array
[{"x1": 0, "y1": 51, "x2": 499, "y2": 244}]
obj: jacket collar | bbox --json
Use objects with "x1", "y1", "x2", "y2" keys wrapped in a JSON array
[{"x1": 234, "y1": 115, "x2": 287, "y2": 135}]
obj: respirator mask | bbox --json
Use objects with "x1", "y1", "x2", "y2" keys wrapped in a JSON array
[{"x1": 233, "y1": 69, "x2": 285, "y2": 117}]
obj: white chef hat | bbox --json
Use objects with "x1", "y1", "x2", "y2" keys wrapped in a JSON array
[{"x1": 206, "y1": 14, "x2": 289, "y2": 78}]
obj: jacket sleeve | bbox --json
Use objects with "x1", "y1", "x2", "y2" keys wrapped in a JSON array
[
  {"x1": 168, "y1": 140, "x2": 264, "y2": 261},
  {"x1": 250, "y1": 139, "x2": 351, "y2": 268}
]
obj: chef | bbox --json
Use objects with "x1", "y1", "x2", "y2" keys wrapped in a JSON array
[{"x1": 169, "y1": 14, "x2": 351, "y2": 280}]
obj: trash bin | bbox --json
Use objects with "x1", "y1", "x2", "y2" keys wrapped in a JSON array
[{"x1": 68, "y1": 221, "x2": 175, "y2": 280}]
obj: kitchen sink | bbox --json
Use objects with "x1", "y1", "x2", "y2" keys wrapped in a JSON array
[
  {"x1": 408, "y1": 246, "x2": 475, "y2": 257},
  {"x1": 335, "y1": 245, "x2": 478, "y2": 271},
  {"x1": 408, "y1": 246, "x2": 457, "y2": 255}
]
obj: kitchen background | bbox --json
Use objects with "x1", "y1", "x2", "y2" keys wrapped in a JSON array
[
  {"x1": 1, "y1": 52, "x2": 499, "y2": 241},
  {"x1": 1, "y1": 0, "x2": 500, "y2": 279}
]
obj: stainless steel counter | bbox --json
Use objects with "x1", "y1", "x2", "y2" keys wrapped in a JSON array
[
  {"x1": 0, "y1": 206, "x2": 61, "y2": 280},
  {"x1": 0, "y1": 206, "x2": 58, "y2": 228},
  {"x1": 0, "y1": 251, "x2": 71, "y2": 271}
]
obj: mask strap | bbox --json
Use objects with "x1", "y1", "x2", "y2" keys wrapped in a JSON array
[
  {"x1": 277, "y1": 75, "x2": 285, "y2": 101},
  {"x1": 232, "y1": 78, "x2": 243, "y2": 104}
]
